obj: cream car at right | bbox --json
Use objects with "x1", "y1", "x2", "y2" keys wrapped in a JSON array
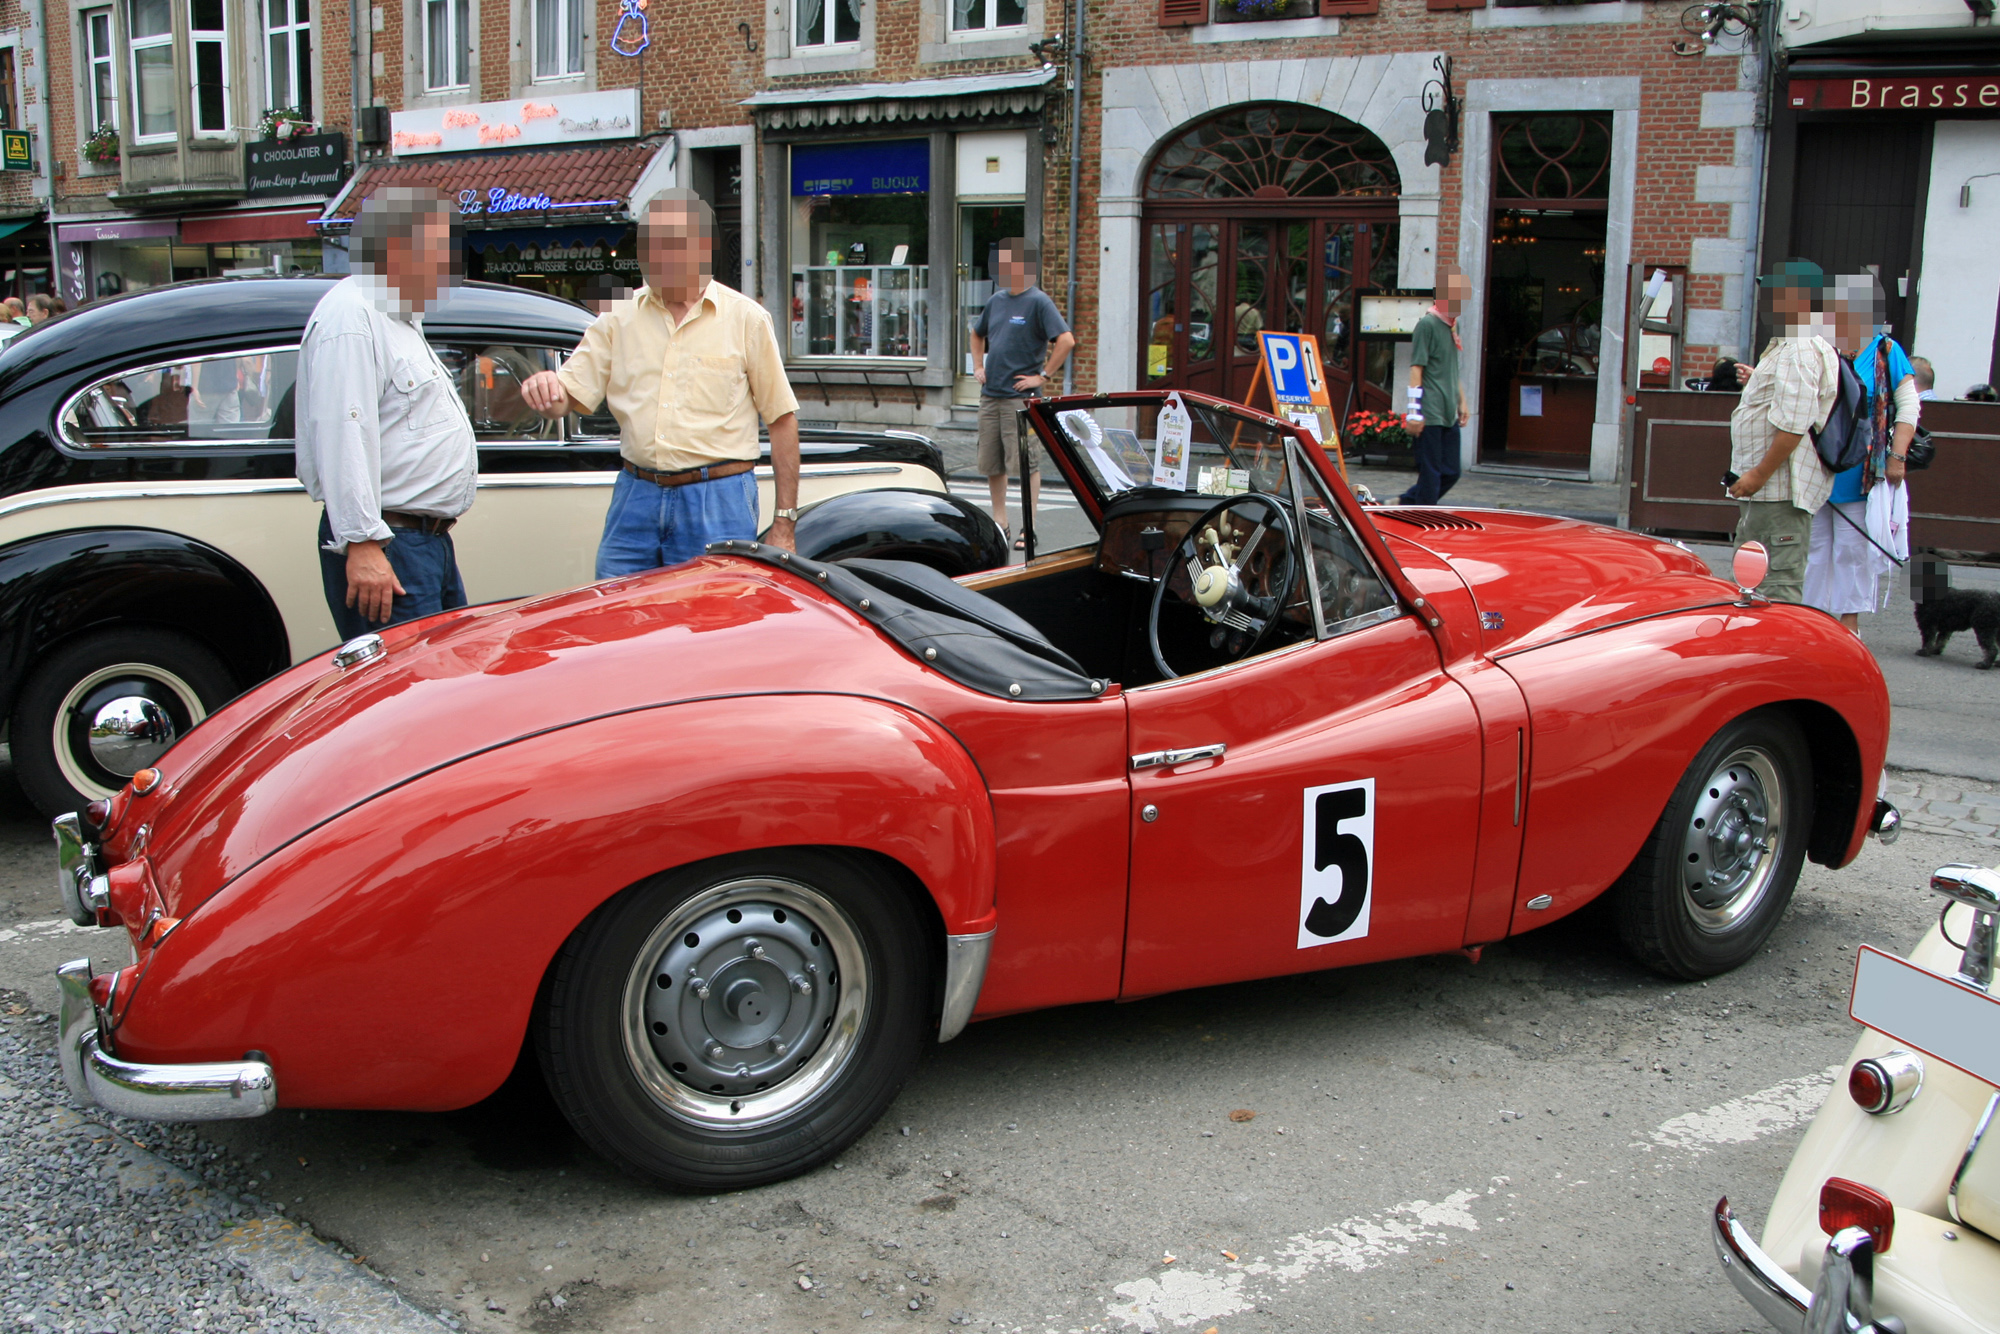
[{"x1": 1714, "y1": 862, "x2": 2000, "y2": 1333}]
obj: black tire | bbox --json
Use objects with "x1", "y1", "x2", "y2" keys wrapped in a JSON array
[
  {"x1": 10, "y1": 627, "x2": 237, "y2": 819},
  {"x1": 536, "y1": 849, "x2": 931, "y2": 1191},
  {"x1": 1613, "y1": 710, "x2": 1813, "y2": 979}
]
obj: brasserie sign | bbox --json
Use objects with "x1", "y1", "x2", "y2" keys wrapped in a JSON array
[
  {"x1": 1790, "y1": 76, "x2": 2000, "y2": 113},
  {"x1": 246, "y1": 133, "x2": 348, "y2": 199}
]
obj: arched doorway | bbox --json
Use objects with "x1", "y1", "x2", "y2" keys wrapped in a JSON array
[{"x1": 1140, "y1": 103, "x2": 1402, "y2": 421}]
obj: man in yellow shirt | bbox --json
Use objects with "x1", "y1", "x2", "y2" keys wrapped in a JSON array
[{"x1": 522, "y1": 190, "x2": 801, "y2": 573}]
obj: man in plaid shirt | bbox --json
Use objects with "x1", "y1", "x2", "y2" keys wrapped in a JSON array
[{"x1": 1726, "y1": 260, "x2": 1837, "y2": 604}]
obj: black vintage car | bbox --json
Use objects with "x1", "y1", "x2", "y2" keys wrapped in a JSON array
[{"x1": 0, "y1": 276, "x2": 1003, "y2": 817}]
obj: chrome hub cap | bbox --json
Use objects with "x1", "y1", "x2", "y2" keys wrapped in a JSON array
[
  {"x1": 621, "y1": 877, "x2": 866, "y2": 1129},
  {"x1": 1682, "y1": 746, "x2": 1784, "y2": 930},
  {"x1": 55, "y1": 663, "x2": 207, "y2": 800}
]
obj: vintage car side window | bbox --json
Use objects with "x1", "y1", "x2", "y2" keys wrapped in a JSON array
[
  {"x1": 554, "y1": 348, "x2": 622, "y2": 443},
  {"x1": 60, "y1": 349, "x2": 300, "y2": 450},
  {"x1": 432, "y1": 344, "x2": 563, "y2": 443},
  {"x1": 1288, "y1": 448, "x2": 1399, "y2": 636}
]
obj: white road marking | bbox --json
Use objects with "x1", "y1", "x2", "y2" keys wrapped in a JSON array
[
  {"x1": 1646, "y1": 1066, "x2": 1840, "y2": 1154},
  {"x1": 946, "y1": 482, "x2": 1081, "y2": 512},
  {"x1": 1099, "y1": 1067, "x2": 1841, "y2": 1331},
  {"x1": 0, "y1": 919, "x2": 93, "y2": 944}
]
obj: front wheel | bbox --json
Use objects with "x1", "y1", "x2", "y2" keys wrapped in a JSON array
[
  {"x1": 11, "y1": 627, "x2": 237, "y2": 818},
  {"x1": 1612, "y1": 711, "x2": 1812, "y2": 979},
  {"x1": 535, "y1": 850, "x2": 931, "y2": 1190}
]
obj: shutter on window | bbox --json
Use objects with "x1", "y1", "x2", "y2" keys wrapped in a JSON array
[
  {"x1": 1426, "y1": 0, "x2": 1486, "y2": 10},
  {"x1": 1159, "y1": 0, "x2": 1207, "y2": 26},
  {"x1": 1321, "y1": 0, "x2": 1381, "y2": 14}
]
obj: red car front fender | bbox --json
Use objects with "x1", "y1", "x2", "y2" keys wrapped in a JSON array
[{"x1": 112, "y1": 692, "x2": 997, "y2": 1111}]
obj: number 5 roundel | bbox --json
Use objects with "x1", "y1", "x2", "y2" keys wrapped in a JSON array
[{"x1": 1299, "y1": 779, "x2": 1373, "y2": 948}]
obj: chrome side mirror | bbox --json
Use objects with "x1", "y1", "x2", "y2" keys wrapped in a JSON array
[
  {"x1": 1732, "y1": 541, "x2": 1769, "y2": 606},
  {"x1": 1931, "y1": 864, "x2": 2000, "y2": 993}
]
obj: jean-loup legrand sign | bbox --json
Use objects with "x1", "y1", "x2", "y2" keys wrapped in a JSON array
[
  {"x1": 245, "y1": 133, "x2": 348, "y2": 199},
  {"x1": 388, "y1": 90, "x2": 641, "y2": 157}
]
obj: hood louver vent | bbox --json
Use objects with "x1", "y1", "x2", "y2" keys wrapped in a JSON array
[{"x1": 1376, "y1": 509, "x2": 1486, "y2": 531}]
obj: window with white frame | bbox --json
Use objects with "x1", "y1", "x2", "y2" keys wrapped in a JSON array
[
  {"x1": 84, "y1": 8, "x2": 116, "y2": 133},
  {"x1": 190, "y1": 0, "x2": 230, "y2": 133},
  {"x1": 951, "y1": 0, "x2": 1024, "y2": 32},
  {"x1": 534, "y1": 0, "x2": 584, "y2": 80},
  {"x1": 127, "y1": 0, "x2": 176, "y2": 142},
  {"x1": 266, "y1": 0, "x2": 313, "y2": 114},
  {"x1": 426, "y1": 0, "x2": 471, "y2": 90},
  {"x1": 796, "y1": 0, "x2": 860, "y2": 48}
]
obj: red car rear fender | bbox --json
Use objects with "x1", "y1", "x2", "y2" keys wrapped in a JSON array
[{"x1": 110, "y1": 693, "x2": 996, "y2": 1112}]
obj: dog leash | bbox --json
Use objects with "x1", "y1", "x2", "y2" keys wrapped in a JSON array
[{"x1": 1826, "y1": 495, "x2": 1907, "y2": 568}]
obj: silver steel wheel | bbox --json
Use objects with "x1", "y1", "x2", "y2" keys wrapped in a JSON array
[
  {"x1": 1681, "y1": 746, "x2": 1785, "y2": 932},
  {"x1": 619, "y1": 876, "x2": 868, "y2": 1131},
  {"x1": 53, "y1": 662, "x2": 207, "y2": 801}
]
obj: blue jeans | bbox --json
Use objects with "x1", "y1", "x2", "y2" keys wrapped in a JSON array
[
  {"x1": 595, "y1": 466, "x2": 759, "y2": 578},
  {"x1": 1399, "y1": 425, "x2": 1463, "y2": 506},
  {"x1": 317, "y1": 510, "x2": 467, "y2": 644}
]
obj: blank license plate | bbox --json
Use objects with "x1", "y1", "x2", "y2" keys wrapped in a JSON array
[{"x1": 1850, "y1": 946, "x2": 2000, "y2": 1087}]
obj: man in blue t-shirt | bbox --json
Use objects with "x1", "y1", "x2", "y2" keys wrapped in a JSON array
[{"x1": 971, "y1": 240, "x2": 1076, "y2": 550}]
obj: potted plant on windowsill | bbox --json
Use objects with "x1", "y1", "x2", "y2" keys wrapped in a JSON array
[
  {"x1": 1215, "y1": 0, "x2": 1313, "y2": 20},
  {"x1": 81, "y1": 124, "x2": 119, "y2": 168},
  {"x1": 255, "y1": 107, "x2": 317, "y2": 142}
]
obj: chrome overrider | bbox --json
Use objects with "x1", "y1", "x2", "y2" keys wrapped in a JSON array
[
  {"x1": 53, "y1": 812, "x2": 108, "y2": 928},
  {"x1": 56, "y1": 958, "x2": 277, "y2": 1121},
  {"x1": 938, "y1": 929, "x2": 995, "y2": 1043},
  {"x1": 1713, "y1": 1200, "x2": 1903, "y2": 1334}
]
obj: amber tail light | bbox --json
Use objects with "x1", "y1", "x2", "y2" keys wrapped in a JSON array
[{"x1": 1820, "y1": 1177, "x2": 1895, "y2": 1253}]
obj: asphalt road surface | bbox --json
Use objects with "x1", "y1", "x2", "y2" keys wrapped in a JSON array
[{"x1": 0, "y1": 748, "x2": 1993, "y2": 1334}]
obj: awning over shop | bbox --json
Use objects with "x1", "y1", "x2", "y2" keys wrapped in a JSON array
[
  {"x1": 742, "y1": 68, "x2": 1057, "y2": 129},
  {"x1": 181, "y1": 207, "x2": 320, "y2": 243},
  {"x1": 0, "y1": 218, "x2": 37, "y2": 242},
  {"x1": 320, "y1": 140, "x2": 666, "y2": 228}
]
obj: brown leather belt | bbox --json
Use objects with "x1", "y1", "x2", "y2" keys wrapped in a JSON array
[
  {"x1": 382, "y1": 511, "x2": 457, "y2": 535},
  {"x1": 623, "y1": 459, "x2": 755, "y2": 488}
]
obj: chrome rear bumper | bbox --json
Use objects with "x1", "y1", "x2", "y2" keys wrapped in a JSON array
[
  {"x1": 56, "y1": 959, "x2": 276, "y2": 1122},
  {"x1": 1715, "y1": 1197, "x2": 1812, "y2": 1332}
]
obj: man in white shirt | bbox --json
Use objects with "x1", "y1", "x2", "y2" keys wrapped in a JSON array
[
  {"x1": 295, "y1": 187, "x2": 477, "y2": 642},
  {"x1": 1911, "y1": 355, "x2": 1938, "y2": 401}
]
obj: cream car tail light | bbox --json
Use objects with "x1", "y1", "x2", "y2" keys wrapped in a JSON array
[
  {"x1": 1847, "y1": 1050, "x2": 1923, "y2": 1114},
  {"x1": 1819, "y1": 1177, "x2": 1895, "y2": 1253}
]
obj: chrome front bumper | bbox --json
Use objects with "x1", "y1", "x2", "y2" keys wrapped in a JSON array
[{"x1": 56, "y1": 958, "x2": 277, "y2": 1122}]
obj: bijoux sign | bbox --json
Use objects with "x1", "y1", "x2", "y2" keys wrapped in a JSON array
[
  {"x1": 389, "y1": 90, "x2": 640, "y2": 157},
  {"x1": 1790, "y1": 76, "x2": 2000, "y2": 113}
]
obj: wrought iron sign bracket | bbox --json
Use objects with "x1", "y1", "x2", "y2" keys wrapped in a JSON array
[{"x1": 1422, "y1": 56, "x2": 1460, "y2": 170}]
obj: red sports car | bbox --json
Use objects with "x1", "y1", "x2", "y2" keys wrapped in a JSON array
[{"x1": 53, "y1": 391, "x2": 1896, "y2": 1190}]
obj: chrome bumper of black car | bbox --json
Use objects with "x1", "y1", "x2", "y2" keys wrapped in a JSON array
[{"x1": 56, "y1": 958, "x2": 276, "y2": 1122}]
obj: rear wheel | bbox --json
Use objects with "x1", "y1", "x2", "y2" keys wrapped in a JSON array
[
  {"x1": 11, "y1": 628, "x2": 236, "y2": 818},
  {"x1": 536, "y1": 850, "x2": 930, "y2": 1190},
  {"x1": 1612, "y1": 711, "x2": 1812, "y2": 979}
]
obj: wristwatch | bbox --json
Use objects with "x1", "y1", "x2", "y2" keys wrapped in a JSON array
[
  {"x1": 773, "y1": 507, "x2": 801, "y2": 522},
  {"x1": 1890, "y1": 453, "x2": 1907, "y2": 462}
]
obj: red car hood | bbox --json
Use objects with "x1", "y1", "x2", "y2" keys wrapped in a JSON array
[
  {"x1": 1370, "y1": 508, "x2": 1734, "y2": 655},
  {"x1": 133, "y1": 557, "x2": 894, "y2": 919}
]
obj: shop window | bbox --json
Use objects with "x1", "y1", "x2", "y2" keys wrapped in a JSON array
[
  {"x1": 0, "y1": 48, "x2": 15, "y2": 130},
  {"x1": 534, "y1": 0, "x2": 585, "y2": 80},
  {"x1": 127, "y1": 0, "x2": 176, "y2": 142},
  {"x1": 191, "y1": 0, "x2": 230, "y2": 134},
  {"x1": 266, "y1": 0, "x2": 313, "y2": 116},
  {"x1": 84, "y1": 9, "x2": 117, "y2": 133},
  {"x1": 433, "y1": 345, "x2": 564, "y2": 442},
  {"x1": 952, "y1": 0, "x2": 1024, "y2": 31},
  {"x1": 426, "y1": 0, "x2": 471, "y2": 90},
  {"x1": 61, "y1": 349, "x2": 302, "y2": 451},
  {"x1": 789, "y1": 139, "x2": 930, "y2": 360},
  {"x1": 796, "y1": 0, "x2": 861, "y2": 47}
]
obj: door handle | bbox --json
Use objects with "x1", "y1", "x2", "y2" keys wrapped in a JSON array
[{"x1": 1131, "y1": 744, "x2": 1226, "y2": 770}]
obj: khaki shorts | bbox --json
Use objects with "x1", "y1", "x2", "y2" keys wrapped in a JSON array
[{"x1": 976, "y1": 395, "x2": 1040, "y2": 478}]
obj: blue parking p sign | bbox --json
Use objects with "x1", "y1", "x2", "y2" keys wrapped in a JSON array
[{"x1": 1257, "y1": 332, "x2": 1328, "y2": 408}]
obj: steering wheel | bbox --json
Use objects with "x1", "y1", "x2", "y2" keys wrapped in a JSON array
[{"x1": 1147, "y1": 492, "x2": 1301, "y2": 681}]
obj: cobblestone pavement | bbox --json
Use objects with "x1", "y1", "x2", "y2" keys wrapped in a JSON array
[{"x1": 1883, "y1": 769, "x2": 2000, "y2": 848}]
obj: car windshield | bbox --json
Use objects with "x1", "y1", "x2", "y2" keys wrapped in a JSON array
[{"x1": 1034, "y1": 394, "x2": 1328, "y2": 512}]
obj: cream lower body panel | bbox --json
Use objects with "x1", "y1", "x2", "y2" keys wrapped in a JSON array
[{"x1": 0, "y1": 464, "x2": 936, "y2": 663}]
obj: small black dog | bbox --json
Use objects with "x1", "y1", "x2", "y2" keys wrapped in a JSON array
[{"x1": 1915, "y1": 587, "x2": 2000, "y2": 669}]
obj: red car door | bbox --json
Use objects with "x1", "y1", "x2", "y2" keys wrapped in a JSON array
[{"x1": 1120, "y1": 496, "x2": 1485, "y2": 999}]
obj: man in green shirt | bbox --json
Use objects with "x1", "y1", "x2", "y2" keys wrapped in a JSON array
[{"x1": 1399, "y1": 266, "x2": 1470, "y2": 506}]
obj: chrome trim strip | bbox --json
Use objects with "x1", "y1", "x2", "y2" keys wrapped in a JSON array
[
  {"x1": 1712, "y1": 1197, "x2": 1810, "y2": 1334},
  {"x1": 938, "y1": 929, "x2": 995, "y2": 1044},
  {"x1": 55, "y1": 956, "x2": 277, "y2": 1121},
  {"x1": 1131, "y1": 744, "x2": 1226, "y2": 771},
  {"x1": 1948, "y1": 1090, "x2": 1999, "y2": 1227}
]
